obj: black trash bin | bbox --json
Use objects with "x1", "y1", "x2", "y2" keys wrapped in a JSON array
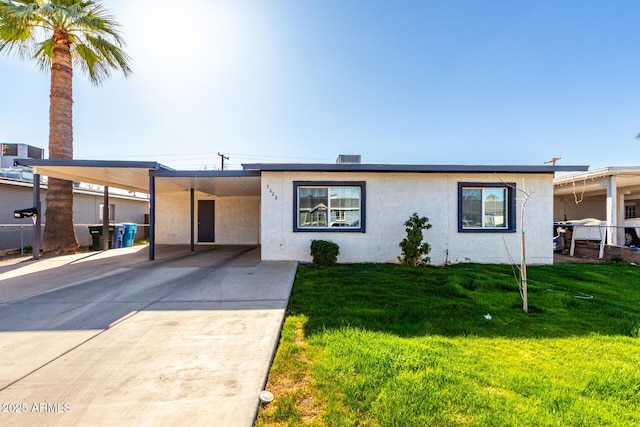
[{"x1": 88, "y1": 225, "x2": 115, "y2": 251}]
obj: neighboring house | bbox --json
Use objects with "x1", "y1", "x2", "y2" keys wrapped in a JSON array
[
  {"x1": 16, "y1": 157, "x2": 586, "y2": 265},
  {"x1": 554, "y1": 167, "x2": 640, "y2": 245},
  {"x1": 0, "y1": 172, "x2": 149, "y2": 250}
]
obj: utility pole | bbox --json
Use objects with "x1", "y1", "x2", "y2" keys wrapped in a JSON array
[
  {"x1": 545, "y1": 157, "x2": 561, "y2": 166},
  {"x1": 218, "y1": 152, "x2": 229, "y2": 170}
]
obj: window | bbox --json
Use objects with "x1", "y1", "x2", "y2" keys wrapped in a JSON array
[
  {"x1": 458, "y1": 183, "x2": 516, "y2": 232},
  {"x1": 99, "y1": 203, "x2": 115, "y2": 222},
  {"x1": 294, "y1": 181, "x2": 365, "y2": 232},
  {"x1": 625, "y1": 203, "x2": 636, "y2": 219}
]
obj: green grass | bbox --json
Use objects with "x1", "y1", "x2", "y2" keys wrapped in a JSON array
[{"x1": 256, "y1": 263, "x2": 640, "y2": 427}]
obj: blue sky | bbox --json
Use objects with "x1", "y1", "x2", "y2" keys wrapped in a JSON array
[{"x1": 1, "y1": 0, "x2": 639, "y2": 170}]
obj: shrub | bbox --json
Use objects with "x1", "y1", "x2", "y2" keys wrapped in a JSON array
[
  {"x1": 609, "y1": 254, "x2": 625, "y2": 264},
  {"x1": 398, "y1": 213, "x2": 432, "y2": 266},
  {"x1": 310, "y1": 240, "x2": 340, "y2": 266}
]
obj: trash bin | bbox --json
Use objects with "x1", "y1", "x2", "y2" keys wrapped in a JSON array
[
  {"x1": 122, "y1": 223, "x2": 138, "y2": 247},
  {"x1": 88, "y1": 225, "x2": 115, "y2": 251},
  {"x1": 112, "y1": 224, "x2": 126, "y2": 248}
]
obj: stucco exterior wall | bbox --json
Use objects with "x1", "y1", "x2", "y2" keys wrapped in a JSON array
[
  {"x1": 155, "y1": 191, "x2": 260, "y2": 245},
  {"x1": 261, "y1": 172, "x2": 554, "y2": 265}
]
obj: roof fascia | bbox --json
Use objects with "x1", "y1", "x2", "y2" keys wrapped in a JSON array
[
  {"x1": 151, "y1": 170, "x2": 261, "y2": 178},
  {"x1": 242, "y1": 163, "x2": 589, "y2": 174},
  {"x1": 14, "y1": 158, "x2": 173, "y2": 171}
]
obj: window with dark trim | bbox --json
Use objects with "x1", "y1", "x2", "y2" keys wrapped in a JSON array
[
  {"x1": 293, "y1": 181, "x2": 366, "y2": 232},
  {"x1": 458, "y1": 182, "x2": 516, "y2": 232},
  {"x1": 99, "y1": 203, "x2": 116, "y2": 222}
]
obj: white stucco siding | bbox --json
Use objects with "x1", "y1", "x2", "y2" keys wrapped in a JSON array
[
  {"x1": 449, "y1": 175, "x2": 553, "y2": 265},
  {"x1": 156, "y1": 191, "x2": 259, "y2": 245},
  {"x1": 260, "y1": 172, "x2": 554, "y2": 265}
]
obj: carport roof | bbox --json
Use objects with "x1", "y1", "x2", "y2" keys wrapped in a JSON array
[
  {"x1": 14, "y1": 159, "x2": 262, "y2": 196},
  {"x1": 14, "y1": 159, "x2": 172, "y2": 193},
  {"x1": 152, "y1": 169, "x2": 261, "y2": 196},
  {"x1": 554, "y1": 166, "x2": 640, "y2": 196}
]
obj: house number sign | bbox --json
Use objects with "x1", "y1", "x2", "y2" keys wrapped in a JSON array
[{"x1": 266, "y1": 184, "x2": 278, "y2": 200}]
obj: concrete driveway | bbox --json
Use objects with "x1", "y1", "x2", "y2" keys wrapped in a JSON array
[{"x1": 0, "y1": 245, "x2": 297, "y2": 426}]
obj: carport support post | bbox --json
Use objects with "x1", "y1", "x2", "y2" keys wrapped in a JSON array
[
  {"x1": 102, "y1": 186, "x2": 109, "y2": 251},
  {"x1": 149, "y1": 173, "x2": 155, "y2": 261},
  {"x1": 32, "y1": 174, "x2": 41, "y2": 260},
  {"x1": 190, "y1": 188, "x2": 195, "y2": 252}
]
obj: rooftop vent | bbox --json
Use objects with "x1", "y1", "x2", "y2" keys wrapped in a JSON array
[{"x1": 336, "y1": 154, "x2": 361, "y2": 164}]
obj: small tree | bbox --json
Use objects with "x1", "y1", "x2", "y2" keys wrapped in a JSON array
[
  {"x1": 398, "y1": 213, "x2": 432, "y2": 266},
  {"x1": 502, "y1": 179, "x2": 532, "y2": 314}
]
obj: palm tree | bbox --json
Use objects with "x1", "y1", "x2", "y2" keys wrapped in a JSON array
[{"x1": 0, "y1": 0, "x2": 131, "y2": 255}]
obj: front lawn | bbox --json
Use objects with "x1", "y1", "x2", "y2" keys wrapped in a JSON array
[{"x1": 256, "y1": 263, "x2": 640, "y2": 426}]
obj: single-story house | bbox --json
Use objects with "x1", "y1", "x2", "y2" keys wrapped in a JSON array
[{"x1": 16, "y1": 157, "x2": 587, "y2": 265}]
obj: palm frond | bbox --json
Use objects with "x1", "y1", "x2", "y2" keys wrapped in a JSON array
[
  {"x1": 0, "y1": 0, "x2": 131, "y2": 83},
  {"x1": 34, "y1": 37, "x2": 53, "y2": 72},
  {"x1": 72, "y1": 2, "x2": 125, "y2": 45},
  {"x1": 73, "y1": 34, "x2": 131, "y2": 85},
  {"x1": 0, "y1": 0, "x2": 39, "y2": 56}
]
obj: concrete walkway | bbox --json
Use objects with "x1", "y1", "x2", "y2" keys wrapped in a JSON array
[{"x1": 0, "y1": 245, "x2": 297, "y2": 426}]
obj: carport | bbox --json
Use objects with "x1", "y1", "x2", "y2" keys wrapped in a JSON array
[
  {"x1": 14, "y1": 159, "x2": 262, "y2": 260},
  {"x1": 554, "y1": 166, "x2": 640, "y2": 245}
]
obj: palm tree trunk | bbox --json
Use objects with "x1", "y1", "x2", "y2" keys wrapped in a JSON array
[{"x1": 42, "y1": 29, "x2": 78, "y2": 255}]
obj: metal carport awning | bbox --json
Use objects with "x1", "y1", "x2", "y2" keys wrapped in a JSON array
[
  {"x1": 13, "y1": 159, "x2": 262, "y2": 261},
  {"x1": 14, "y1": 159, "x2": 172, "y2": 193},
  {"x1": 14, "y1": 159, "x2": 172, "y2": 260}
]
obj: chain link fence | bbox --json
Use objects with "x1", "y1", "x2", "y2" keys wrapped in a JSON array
[
  {"x1": 0, "y1": 223, "x2": 149, "y2": 253},
  {"x1": 0, "y1": 224, "x2": 34, "y2": 254},
  {"x1": 554, "y1": 223, "x2": 640, "y2": 253}
]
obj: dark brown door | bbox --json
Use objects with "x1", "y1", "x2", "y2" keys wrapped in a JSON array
[{"x1": 197, "y1": 200, "x2": 215, "y2": 242}]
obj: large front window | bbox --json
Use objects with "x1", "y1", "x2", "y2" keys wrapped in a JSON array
[
  {"x1": 294, "y1": 182, "x2": 365, "y2": 232},
  {"x1": 458, "y1": 183, "x2": 515, "y2": 232}
]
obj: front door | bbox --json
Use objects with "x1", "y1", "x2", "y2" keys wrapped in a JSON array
[{"x1": 197, "y1": 200, "x2": 215, "y2": 242}]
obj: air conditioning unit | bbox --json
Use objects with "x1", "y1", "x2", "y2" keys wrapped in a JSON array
[
  {"x1": 336, "y1": 154, "x2": 361, "y2": 164},
  {"x1": 1, "y1": 143, "x2": 44, "y2": 168}
]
